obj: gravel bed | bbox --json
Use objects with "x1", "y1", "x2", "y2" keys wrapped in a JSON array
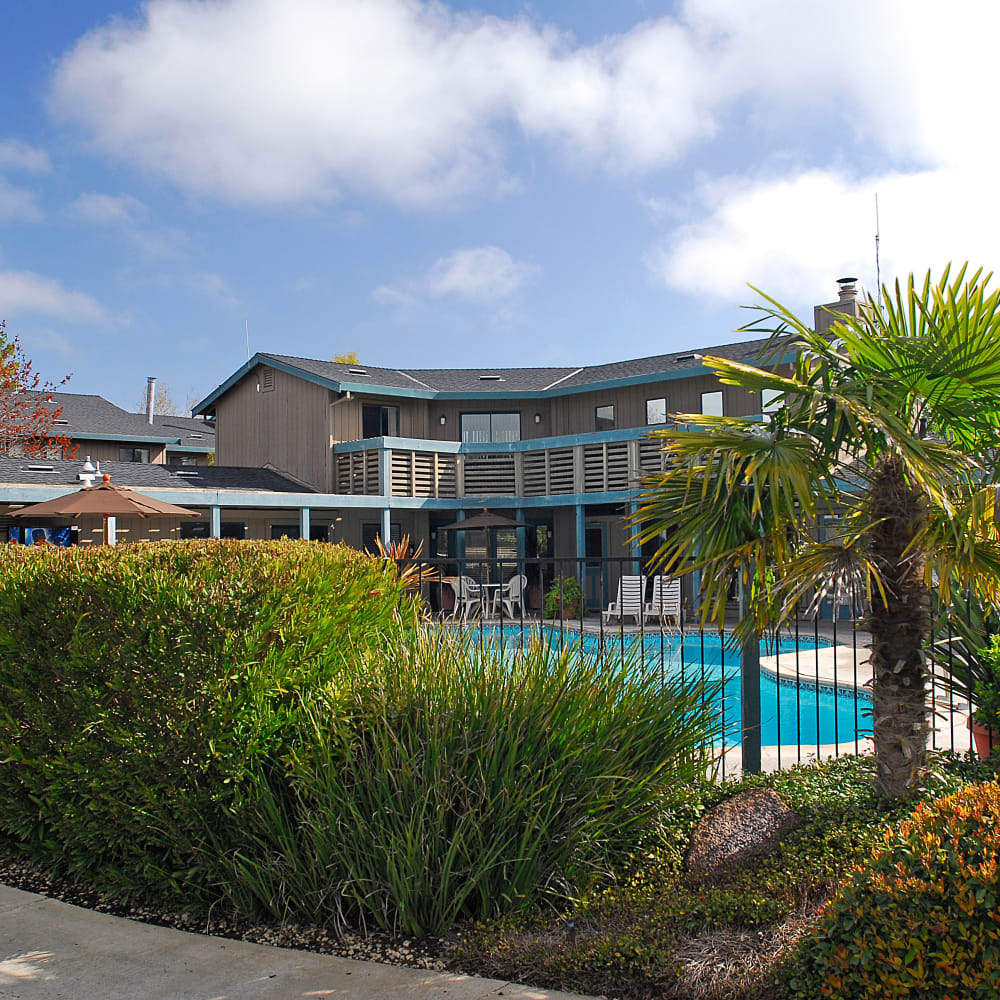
[{"x1": 0, "y1": 849, "x2": 457, "y2": 972}]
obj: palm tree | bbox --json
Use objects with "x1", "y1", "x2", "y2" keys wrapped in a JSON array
[{"x1": 634, "y1": 265, "x2": 1000, "y2": 799}]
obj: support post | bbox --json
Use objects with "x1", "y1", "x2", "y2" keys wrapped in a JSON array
[
  {"x1": 740, "y1": 561, "x2": 762, "y2": 775},
  {"x1": 299, "y1": 506, "x2": 311, "y2": 541},
  {"x1": 741, "y1": 635, "x2": 762, "y2": 775},
  {"x1": 629, "y1": 501, "x2": 642, "y2": 575},
  {"x1": 104, "y1": 515, "x2": 117, "y2": 547},
  {"x1": 210, "y1": 505, "x2": 221, "y2": 539},
  {"x1": 381, "y1": 506, "x2": 392, "y2": 546}
]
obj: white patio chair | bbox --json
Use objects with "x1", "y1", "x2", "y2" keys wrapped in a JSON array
[
  {"x1": 602, "y1": 575, "x2": 645, "y2": 625},
  {"x1": 498, "y1": 573, "x2": 528, "y2": 618},
  {"x1": 453, "y1": 575, "x2": 483, "y2": 620},
  {"x1": 644, "y1": 575, "x2": 682, "y2": 627}
]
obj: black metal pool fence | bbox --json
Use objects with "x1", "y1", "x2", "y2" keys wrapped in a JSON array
[{"x1": 392, "y1": 554, "x2": 983, "y2": 779}]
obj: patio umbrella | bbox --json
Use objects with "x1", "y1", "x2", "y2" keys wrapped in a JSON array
[
  {"x1": 438, "y1": 509, "x2": 529, "y2": 584},
  {"x1": 437, "y1": 508, "x2": 529, "y2": 532},
  {"x1": 12, "y1": 474, "x2": 198, "y2": 545}
]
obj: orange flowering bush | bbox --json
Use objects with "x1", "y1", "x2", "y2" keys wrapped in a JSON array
[{"x1": 787, "y1": 780, "x2": 1000, "y2": 999}]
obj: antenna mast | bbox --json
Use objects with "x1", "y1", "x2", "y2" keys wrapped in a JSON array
[{"x1": 875, "y1": 193, "x2": 882, "y2": 313}]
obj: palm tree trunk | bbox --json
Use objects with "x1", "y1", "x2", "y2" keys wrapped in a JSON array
[{"x1": 868, "y1": 458, "x2": 932, "y2": 799}]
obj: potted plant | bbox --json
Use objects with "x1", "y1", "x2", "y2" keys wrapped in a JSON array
[
  {"x1": 935, "y1": 587, "x2": 1000, "y2": 757},
  {"x1": 544, "y1": 575, "x2": 583, "y2": 620},
  {"x1": 969, "y1": 635, "x2": 1000, "y2": 757}
]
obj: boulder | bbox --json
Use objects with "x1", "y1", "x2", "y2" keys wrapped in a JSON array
[{"x1": 685, "y1": 788, "x2": 801, "y2": 878}]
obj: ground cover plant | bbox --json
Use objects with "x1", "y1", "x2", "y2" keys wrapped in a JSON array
[
  {"x1": 455, "y1": 753, "x2": 1000, "y2": 999},
  {"x1": 0, "y1": 539, "x2": 717, "y2": 937}
]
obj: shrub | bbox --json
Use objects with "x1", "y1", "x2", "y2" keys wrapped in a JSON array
[
  {"x1": 0, "y1": 541, "x2": 719, "y2": 936},
  {"x1": 0, "y1": 540, "x2": 416, "y2": 906},
  {"x1": 786, "y1": 780, "x2": 1000, "y2": 999}
]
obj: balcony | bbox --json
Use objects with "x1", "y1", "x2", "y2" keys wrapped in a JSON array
[{"x1": 332, "y1": 427, "x2": 669, "y2": 499}]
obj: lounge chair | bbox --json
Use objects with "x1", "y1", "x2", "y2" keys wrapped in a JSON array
[
  {"x1": 602, "y1": 575, "x2": 645, "y2": 625},
  {"x1": 644, "y1": 575, "x2": 682, "y2": 627},
  {"x1": 498, "y1": 573, "x2": 527, "y2": 618}
]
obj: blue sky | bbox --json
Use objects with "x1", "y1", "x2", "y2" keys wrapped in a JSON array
[{"x1": 0, "y1": 0, "x2": 995, "y2": 412}]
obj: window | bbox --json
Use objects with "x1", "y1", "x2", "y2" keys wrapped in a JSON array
[
  {"x1": 700, "y1": 391, "x2": 723, "y2": 417},
  {"x1": 761, "y1": 389, "x2": 782, "y2": 414},
  {"x1": 595, "y1": 404, "x2": 615, "y2": 431},
  {"x1": 362, "y1": 404, "x2": 399, "y2": 438},
  {"x1": 645, "y1": 397, "x2": 668, "y2": 425},
  {"x1": 119, "y1": 447, "x2": 150, "y2": 463},
  {"x1": 460, "y1": 412, "x2": 521, "y2": 443},
  {"x1": 362, "y1": 522, "x2": 401, "y2": 553}
]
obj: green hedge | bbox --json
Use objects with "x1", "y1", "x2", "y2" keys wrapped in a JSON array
[
  {"x1": 0, "y1": 541, "x2": 415, "y2": 903},
  {"x1": 0, "y1": 541, "x2": 717, "y2": 935}
]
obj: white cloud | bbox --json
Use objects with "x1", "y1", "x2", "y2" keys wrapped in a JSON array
[
  {"x1": 39, "y1": 0, "x2": 779, "y2": 205},
  {"x1": 0, "y1": 270, "x2": 107, "y2": 323},
  {"x1": 375, "y1": 245, "x2": 535, "y2": 304},
  {"x1": 67, "y1": 191, "x2": 147, "y2": 226},
  {"x1": 648, "y1": 164, "x2": 999, "y2": 308},
  {"x1": 0, "y1": 177, "x2": 44, "y2": 223},
  {"x1": 0, "y1": 140, "x2": 51, "y2": 173}
]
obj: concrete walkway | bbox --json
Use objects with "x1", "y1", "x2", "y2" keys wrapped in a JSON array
[{"x1": 0, "y1": 887, "x2": 593, "y2": 1000}]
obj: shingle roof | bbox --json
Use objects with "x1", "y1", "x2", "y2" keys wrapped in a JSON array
[
  {"x1": 257, "y1": 335, "x2": 789, "y2": 396},
  {"x1": 149, "y1": 413, "x2": 216, "y2": 450},
  {"x1": 31, "y1": 392, "x2": 216, "y2": 450},
  {"x1": 45, "y1": 392, "x2": 177, "y2": 441},
  {"x1": 0, "y1": 457, "x2": 307, "y2": 492}
]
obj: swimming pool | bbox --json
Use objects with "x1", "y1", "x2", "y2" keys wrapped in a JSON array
[{"x1": 465, "y1": 624, "x2": 871, "y2": 749}]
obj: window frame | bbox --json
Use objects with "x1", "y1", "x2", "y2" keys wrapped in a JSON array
[
  {"x1": 700, "y1": 390, "x2": 724, "y2": 417},
  {"x1": 645, "y1": 396, "x2": 668, "y2": 425},
  {"x1": 595, "y1": 403, "x2": 616, "y2": 431},
  {"x1": 459, "y1": 410, "x2": 522, "y2": 444}
]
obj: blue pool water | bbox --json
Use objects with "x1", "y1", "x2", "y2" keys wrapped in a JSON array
[{"x1": 470, "y1": 625, "x2": 871, "y2": 749}]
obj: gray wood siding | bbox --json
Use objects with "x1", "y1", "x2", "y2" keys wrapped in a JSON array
[{"x1": 215, "y1": 368, "x2": 330, "y2": 491}]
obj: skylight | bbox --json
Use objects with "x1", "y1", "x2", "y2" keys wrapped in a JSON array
[{"x1": 478, "y1": 374, "x2": 504, "y2": 381}]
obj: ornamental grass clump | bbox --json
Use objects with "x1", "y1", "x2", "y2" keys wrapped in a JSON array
[
  {"x1": 219, "y1": 629, "x2": 720, "y2": 935},
  {"x1": 786, "y1": 779, "x2": 1000, "y2": 999}
]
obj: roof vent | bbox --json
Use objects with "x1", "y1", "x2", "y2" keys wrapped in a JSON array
[
  {"x1": 348, "y1": 368, "x2": 369, "y2": 376},
  {"x1": 187, "y1": 433, "x2": 205, "y2": 440},
  {"x1": 25, "y1": 465, "x2": 55, "y2": 473},
  {"x1": 174, "y1": 470, "x2": 201, "y2": 478},
  {"x1": 53, "y1": 418, "x2": 70, "y2": 425},
  {"x1": 478, "y1": 374, "x2": 504, "y2": 381},
  {"x1": 674, "y1": 353, "x2": 703, "y2": 363}
]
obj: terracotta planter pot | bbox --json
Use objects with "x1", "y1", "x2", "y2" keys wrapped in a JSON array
[{"x1": 968, "y1": 715, "x2": 1000, "y2": 758}]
